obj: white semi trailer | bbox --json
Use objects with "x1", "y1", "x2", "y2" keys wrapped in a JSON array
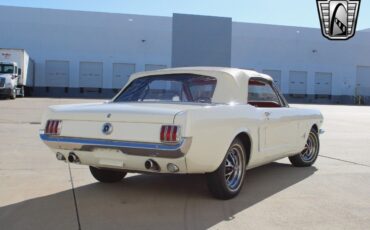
[{"x1": 0, "y1": 48, "x2": 34, "y2": 99}]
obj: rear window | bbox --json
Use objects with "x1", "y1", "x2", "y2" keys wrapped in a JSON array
[{"x1": 114, "y1": 74, "x2": 217, "y2": 103}]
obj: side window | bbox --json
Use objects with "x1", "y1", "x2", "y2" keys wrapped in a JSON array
[{"x1": 248, "y1": 79, "x2": 282, "y2": 108}]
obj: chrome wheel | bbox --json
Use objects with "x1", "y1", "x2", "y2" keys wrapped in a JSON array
[
  {"x1": 300, "y1": 132, "x2": 319, "y2": 162},
  {"x1": 207, "y1": 138, "x2": 247, "y2": 199},
  {"x1": 224, "y1": 145, "x2": 244, "y2": 191}
]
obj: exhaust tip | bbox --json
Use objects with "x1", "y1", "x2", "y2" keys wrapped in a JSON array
[
  {"x1": 145, "y1": 159, "x2": 160, "y2": 171},
  {"x1": 68, "y1": 152, "x2": 80, "y2": 164},
  {"x1": 56, "y1": 152, "x2": 66, "y2": 161}
]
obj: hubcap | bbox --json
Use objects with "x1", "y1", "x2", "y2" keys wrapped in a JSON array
[
  {"x1": 301, "y1": 133, "x2": 318, "y2": 162},
  {"x1": 224, "y1": 145, "x2": 244, "y2": 191}
]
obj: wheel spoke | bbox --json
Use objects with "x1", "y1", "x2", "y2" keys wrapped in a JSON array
[
  {"x1": 223, "y1": 146, "x2": 245, "y2": 191},
  {"x1": 225, "y1": 170, "x2": 234, "y2": 178},
  {"x1": 225, "y1": 158, "x2": 233, "y2": 168},
  {"x1": 300, "y1": 132, "x2": 318, "y2": 162}
]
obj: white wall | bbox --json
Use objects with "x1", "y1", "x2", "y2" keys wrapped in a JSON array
[
  {"x1": 1, "y1": 5, "x2": 370, "y2": 98},
  {"x1": 231, "y1": 22, "x2": 370, "y2": 96},
  {"x1": 0, "y1": 6, "x2": 172, "y2": 88}
]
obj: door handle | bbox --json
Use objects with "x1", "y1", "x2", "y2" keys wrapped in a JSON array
[{"x1": 264, "y1": 112, "x2": 271, "y2": 117}]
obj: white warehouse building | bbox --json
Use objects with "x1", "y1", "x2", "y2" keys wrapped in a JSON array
[{"x1": 1, "y1": 5, "x2": 370, "y2": 104}]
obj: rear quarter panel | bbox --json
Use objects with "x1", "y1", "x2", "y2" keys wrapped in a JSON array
[
  {"x1": 292, "y1": 107, "x2": 324, "y2": 153},
  {"x1": 174, "y1": 104, "x2": 262, "y2": 173}
]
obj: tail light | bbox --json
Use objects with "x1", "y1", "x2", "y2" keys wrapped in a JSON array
[
  {"x1": 45, "y1": 120, "x2": 62, "y2": 135},
  {"x1": 160, "y1": 125, "x2": 180, "y2": 143}
]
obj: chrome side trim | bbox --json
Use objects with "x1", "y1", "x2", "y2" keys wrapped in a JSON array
[{"x1": 39, "y1": 134, "x2": 191, "y2": 158}]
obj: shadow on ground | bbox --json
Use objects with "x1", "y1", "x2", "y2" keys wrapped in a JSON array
[{"x1": 0, "y1": 163, "x2": 316, "y2": 230}]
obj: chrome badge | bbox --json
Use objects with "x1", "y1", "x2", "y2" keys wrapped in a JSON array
[
  {"x1": 317, "y1": 0, "x2": 361, "y2": 40},
  {"x1": 102, "y1": 123, "x2": 113, "y2": 135}
]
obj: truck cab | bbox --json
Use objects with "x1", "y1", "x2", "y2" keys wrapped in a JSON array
[{"x1": 0, "y1": 61, "x2": 22, "y2": 99}]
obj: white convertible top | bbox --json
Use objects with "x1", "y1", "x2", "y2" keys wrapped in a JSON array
[
  {"x1": 131, "y1": 66, "x2": 273, "y2": 82},
  {"x1": 125, "y1": 67, "x2": 274, "y2": 104}
]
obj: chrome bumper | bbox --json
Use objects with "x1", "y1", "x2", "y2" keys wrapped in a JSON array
[{"x1": 40, "y1": 133, "x2": 192, "y2": 159}]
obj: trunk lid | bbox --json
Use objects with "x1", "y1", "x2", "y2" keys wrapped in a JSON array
[
  {"x1": 48, "y1": 102, "x2": 204, "y2": 124},
  {"x1": 46, "y1": 102, "x2": 207, "y2": 142}
]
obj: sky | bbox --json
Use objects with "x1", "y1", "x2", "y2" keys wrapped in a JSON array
[{"x1": 0, "y1": 0, "x2": 369, "y2": 30}]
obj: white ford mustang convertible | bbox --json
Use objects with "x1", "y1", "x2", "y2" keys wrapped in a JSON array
[{"x1": 40, "y1": 67, "x2": 323, "y2": 199}]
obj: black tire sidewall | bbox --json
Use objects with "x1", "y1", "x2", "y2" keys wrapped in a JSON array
[
  {"x1": 302, "y1": 131, "x2": 320, "y2": 163},
  {"x1": 289, "y1": 129, "x2": 320, "y2": 167},
  {"x1": 207, "y1": 139, "x2": 247, "y2": 199}
]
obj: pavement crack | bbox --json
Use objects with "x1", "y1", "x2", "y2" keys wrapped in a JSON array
[
  {"x1": 320, "y1": 155, "x2": 370, "y2": 168},
  {"x1": 68, "y1": 163, "x2": 82, "y2": 230}
]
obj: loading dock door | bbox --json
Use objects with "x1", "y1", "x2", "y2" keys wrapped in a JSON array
[
  {"x1": 263, "y1": 70, "x2": 282, "y2": 89},
  {"x1": 145, "y1": 64, "x2": 167, "y2": 71},
  {"x1": 45, "y1": 60, "x2": 69, "y2": 87},
  {"x1": 289, "y1": 71, "x2": 307, "y2": 95},
  {"x1": 112, "y1": 63, "x2": 135, "y2": 89},
  {"x1": 315, "y1": 72, "x2": 332, "y2": 96},
  {"x1": 79, "y1": 62, "x2": 103, "y2": 88},
  {"x1": 356, "y1": 66, "x2": 370, "y2": 96}
]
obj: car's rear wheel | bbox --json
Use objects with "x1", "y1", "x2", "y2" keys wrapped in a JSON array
[
  {"x1": 289, "y1": 128, "x2": 319, "y2": 167},
  {"x1": 206, "y1": 138, "x2": 247, "y2": 200},
  {"x1": 89, "y1": 166, "x2": 127, "y2": 183}
]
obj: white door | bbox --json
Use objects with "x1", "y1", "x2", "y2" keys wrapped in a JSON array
[
  {"x1": 356, "y1": 66, "x2": 370, "y2": 96},
  {"x1": 315, "y1": 72, "x2": 332, "y2": 96},
  {"x1": 112, "y1": 63, "x2": 135, "y2": 89},
  {"x1": 289, "y1": 71, "x2": 307, "y2": 95},
  {"x1": 45, "y1": 60, "x2": 69, "y2": 87},
  {"x1": 145, "y1": 64, "x2": 167, "y2": 71},
  {"x1": 263, "y1": 70, "x2": 282, "y2": 89},
  {"x1": 79, "y1": 62, "x2": 103, "y2": 88},
  {"x1": 248, "y1": 79, "x2": 299, "y2": 161}
]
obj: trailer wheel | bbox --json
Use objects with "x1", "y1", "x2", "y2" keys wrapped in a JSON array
[
  {"x1": 10, "y1": 87, "x2": 16, "y2": 99},
  {"x1": 19, "y1": 86, "x2": 25, "y2": 97}
]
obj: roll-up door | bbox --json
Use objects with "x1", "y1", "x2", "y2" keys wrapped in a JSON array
[
  {"x1": 289, "y1": 71, "x2": 307, "y2": 96},
  {"x1": 356, "y1": 66, "x2": 370, "y2": 96},
  {"x1": 79, "y1": 62, "x2": 103, "y2": 88},
  {"x1": 112, "y1": 63, "x2": 135, "y2": 89},
  {"x1": 315, "y1": 72, "x2": 332, "y2": 97},
  {"x1": 45, "y1": 60, "x2": 69, "y2": 87}
]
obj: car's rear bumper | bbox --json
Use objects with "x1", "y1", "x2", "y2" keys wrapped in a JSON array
[
  {"x1": 40, "y1": 132, "x2": 192, "y2": 173},
  {"x1": 39, "y1": 133, "x2": 192, "y2": 159}
]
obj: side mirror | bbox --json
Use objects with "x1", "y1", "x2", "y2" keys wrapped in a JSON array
[{"x1": 18, "y1": 68, "x2": 22, "y2": 75}]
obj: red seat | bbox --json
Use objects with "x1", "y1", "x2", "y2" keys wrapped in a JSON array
[{"x1": 248, "y1": 101, "x2": 281, "y2": 108}]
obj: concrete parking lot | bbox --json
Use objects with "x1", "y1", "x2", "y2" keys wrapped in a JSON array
[{"x1": 0, "y1": 98, "x2": 370, "y2": 230}]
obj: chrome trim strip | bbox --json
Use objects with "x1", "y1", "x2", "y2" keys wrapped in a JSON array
[{"x1": 40, "y1": 134, "x2": 191, "y2": 158}]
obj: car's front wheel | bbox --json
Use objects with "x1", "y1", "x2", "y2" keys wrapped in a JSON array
[
  {"x1": 89, "y1": 166, "x2": 127, "y2": 183},
  {"x1": 206, "y1": 138, "x2": 247, "y2": 200},
  {"x1": 289, "y1": 128, "x2": 320, "y2": 167}
]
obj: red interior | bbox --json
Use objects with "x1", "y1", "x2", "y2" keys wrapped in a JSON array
[{"x1": 248, "y1": 101, "x2": 281, "y2": 108}]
